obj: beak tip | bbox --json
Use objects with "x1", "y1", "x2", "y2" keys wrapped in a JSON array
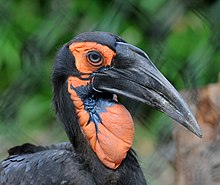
[
  {"x1": 185, "y1": 118, "x2": 203, "y2": 138},
  {"x1": 194, "y1": 127, "x2": 203, "y2": 138},
  {"x1": 176, "y1": 111, "x2": 203, "y2": 138},
  {"x1": 192, "y1": 127, "x2": 203, "y2": 138},
  {"x1": 191, "y1": 118, "x2": 203, "y2": 138},
  {"x1": 198, "y1": 132, "x2": 203, "y2": 138}
]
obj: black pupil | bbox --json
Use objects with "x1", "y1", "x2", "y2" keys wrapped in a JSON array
[{"x1": 88, "y1": 51, "x2": 101, "y2": 63}]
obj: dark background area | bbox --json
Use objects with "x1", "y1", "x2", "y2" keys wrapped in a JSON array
[{"x1": 0, "y1": 0, "x2": 220, "y2": 184}]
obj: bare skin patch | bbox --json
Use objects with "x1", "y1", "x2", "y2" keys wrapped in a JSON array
[
  {"x1": 69, "y1": 42, "x2": 115, "y2": 74},
  {"x1": 68, "y1": 76, "x2": 134, "y2": 169}
]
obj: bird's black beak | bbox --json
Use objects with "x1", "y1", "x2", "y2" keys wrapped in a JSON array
[{"x1": 92, "y1": 42, "x2": 202, "y2": 137}]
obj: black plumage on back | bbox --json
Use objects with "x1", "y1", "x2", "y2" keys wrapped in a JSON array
[{"x1": 0, "y1": 143, "x2": 145, "y2": 185}]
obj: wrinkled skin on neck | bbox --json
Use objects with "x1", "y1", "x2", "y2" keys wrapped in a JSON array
[{"x1": 68, "y1": 76, "x2": 134, "y2": 169}]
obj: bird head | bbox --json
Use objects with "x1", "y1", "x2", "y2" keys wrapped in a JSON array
[{"x1": 52, "y1": 31, "x2": 202, "y2": 169}]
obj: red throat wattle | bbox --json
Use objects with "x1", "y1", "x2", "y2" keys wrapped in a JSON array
[{"x1": 68, "y1": 76, "x2": 134, "y2": 169}]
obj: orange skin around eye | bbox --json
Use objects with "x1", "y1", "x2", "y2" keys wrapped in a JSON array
[{"x1": 69, "y1": 42, "x2": 116, "y2": 73}]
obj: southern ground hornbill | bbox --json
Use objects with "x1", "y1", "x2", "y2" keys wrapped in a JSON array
[{"x1": 0, "y1": 32, "x2": 202, "y2": 185}]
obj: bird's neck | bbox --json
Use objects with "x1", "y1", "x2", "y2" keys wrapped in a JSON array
[{"x1": 67, "y1": 76, "x2": 134, "y2": 169}]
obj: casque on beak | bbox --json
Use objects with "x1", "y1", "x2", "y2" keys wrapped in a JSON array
[{"x1": 92, "y1": 42, "x2": 202, "y2": 138}]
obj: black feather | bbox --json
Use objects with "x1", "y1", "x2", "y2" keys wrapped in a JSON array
[{"x1": 68, "y1": 31, "x2": 126, "y2": 52}]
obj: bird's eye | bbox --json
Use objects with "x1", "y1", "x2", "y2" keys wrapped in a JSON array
[{"x1": 86, "y1": 51, "x2": 103, "y2": 66}]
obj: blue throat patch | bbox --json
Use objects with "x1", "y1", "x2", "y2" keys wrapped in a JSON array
[{"x1": 70, "y1": 84, "x2": 116, "y2": 133}]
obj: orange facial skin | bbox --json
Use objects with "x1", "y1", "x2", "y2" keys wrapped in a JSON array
[
  {"x1": 68, "y1": 42, "x2": 134, "y2": 169},
  {"x1": 69, "y1": 42, "x2": 115, "y2": 74}
]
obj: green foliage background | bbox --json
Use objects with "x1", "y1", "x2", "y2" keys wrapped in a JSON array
[{"x1": 0, "y1": 0, "x2": 220, "y2": 184}]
